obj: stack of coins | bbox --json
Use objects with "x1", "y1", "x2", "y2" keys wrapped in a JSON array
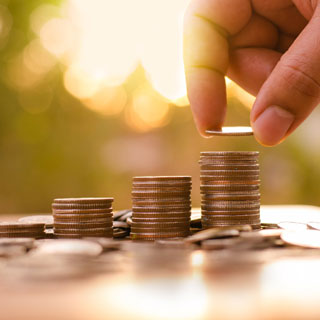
[
  {"x1": 52, "y1": 198, "x2": 114, "y2": 238},
  {"x1": 200, "y1": 152, "x2": 261, "y2": 229},
  {"x1": 0, "y1": 222, "x2": 45, "y2": 238},
  {"x1": 131, "y1": 176, "x2": 192, "y2": 240}
]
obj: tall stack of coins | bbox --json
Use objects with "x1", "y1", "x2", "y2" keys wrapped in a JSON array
[
  {"x1": 200, "y1": 152, "x2": 261, "y2": 229},
  {"x1": 52, "y1": 198, "x2": 114, "y2": 238},
  {"x1": 0, "y1": 222, "x2": 45, "y2": 238},
  {"x1": 131, "y1": 176, "x2": 192, "y2": 240}
]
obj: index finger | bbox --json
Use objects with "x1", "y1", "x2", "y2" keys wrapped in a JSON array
[{"x1": 183, "y1": 0, "x2": 251, "y2": 135}]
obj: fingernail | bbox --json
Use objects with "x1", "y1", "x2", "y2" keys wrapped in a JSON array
[{"x1": 252, "y1": 105, "x2": 294, "y2": 146}]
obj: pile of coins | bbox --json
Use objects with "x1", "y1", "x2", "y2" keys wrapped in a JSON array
[
  {"x1": 0, "y1": 222, "x2": 45, "y2": 238},
  {"x1": 52, "y1": 198, "x2": 114, "y2": 238},
  {"x1": 131, "y1": 176, "x2": 192, "y2": 240},
  {"x1": 199, "y1": 151, "x2": 261, "y2": 229}
]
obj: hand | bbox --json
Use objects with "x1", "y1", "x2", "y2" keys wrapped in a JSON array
[{"x1": 183, "y1": 0, "x2": 320, "y2": 146}]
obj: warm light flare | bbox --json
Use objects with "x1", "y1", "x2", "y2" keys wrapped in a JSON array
[
  {"x1": 32, "y1": 0, "x2": 252, "y2": 127},
  {"x1": 125, "y1": 84, "x2": 171, "y2": 132}
]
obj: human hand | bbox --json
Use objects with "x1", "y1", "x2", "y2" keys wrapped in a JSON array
[{"x1": 183, "y1": 0, "x2": 320, "y2": 146}]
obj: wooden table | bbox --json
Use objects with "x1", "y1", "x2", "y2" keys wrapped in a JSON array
[{"x1": 1, "y1": 205, "x2": 320, "y2": 320}]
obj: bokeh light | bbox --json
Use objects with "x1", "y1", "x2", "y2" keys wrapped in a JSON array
[{"x1": 125, "y1": 84, "x2": 171, "y2": 132}]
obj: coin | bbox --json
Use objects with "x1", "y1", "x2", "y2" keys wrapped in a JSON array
[
  {"x1": 52, "y1": 203, "x2": 113, "y2": 209},
  {"x1": 131, "y1": 231, "x2": 189, "y2": 240},
  {"x1": 113, "y1": 228, "x2": 129, "y2": 238},
  {"x1": 201, "y1": 170, "x2": 259, "y2": 177},
  {"x1": 0, "y1": 231, "x2": 46, "y2": 239},
  {"x1": 132, "y1": 191, "x2": 191, "y2": 198},
  {"x1": 185, "y1": 227, "x2": 240, "y2": 243},
  {"x1": 131, "y1": 175, "x2": 192, "y2": 239},
  {"x1": 202, "y1": 213, "x2": 260, "y2": 221},
  {"x1": 200, "y1": 164, "x2": 259, "y2": 170},
  {"x1": 52, "y1": 208, "x2": 113, "y2": 214},
  {"x1": 18, "y1": 215, "x2": 54, "y2": 228},
  {"x1": 113, "y1": 209, "x2": 132, "y2": 220},
  {"x1": 201, "y1": 204, "x2": 260, "y2": 211},
  {"x1": 113, "y1": 221, "x2": 129, "y2": 229},
  {"x1": 132, "y1": 207, "x2": 191, "y2": 213},
  {"x1": 132, "y1": 198, "x2": 190, "y2": 204},
  {"x1": 202, "y1": 193, "x2": 260, "y2": 201},
  {"x1": 131, "y1": 226, "x2": 189, "y2": 233},
  {"x1": 202, "y1": 222, "x2": 261, "y2": 229},
  {"x1": 53, "y1": 197, "x2": 114, "y2": 204},
  {"x1": 132, "y1": 213, "x2": 190, "y2": 219},
  {"x1": 55, "y1": 233, "x2": 113, "y2": 239},
  {"x1": 201, "y1": 209, "x2": 260, "y2": 215},
  {"x1": 281, "y1": 230, "x2": 320, "y2": 248},
  {"x1": 278, "y1": 221, "x2": 307, "y2": 231},
  {"x1": 307, "y1": 222, "x2": 320, "y2": 231},
  {"x1": 132, "y1": 217, "x2": 190, "y2": 223},
  {"x1": 205, "y1": 127, "x2": 253, "y2": 136},
  {"x1": 133, "y1": 176, "x2": 191, "y2": 182},
  {"x1": 201, "y1": 184, "x2": 260, "y2": 192},
  {"x1": 201, "y1": 151, "x2": 258, "y2": 156},
  {"x1": 0, "y1": 222, "x2": 45, "y2": 230},
  {"x1": 133, "y1": 182, "x2": 191, "y2": 188},
  {"x1": 53, "y1": 214, "x2": 113, "y2": 222},
  {"x1": 54, "y1": 222, "x2": 113, "y2": 230},
  {"x1": 131, "y1": 221, "x2": 190, "y2": 228}
]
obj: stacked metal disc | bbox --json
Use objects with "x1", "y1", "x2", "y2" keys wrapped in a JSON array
[
  {"x1": 0, "y1": 222, "x2": 45, "y2": 238},
  {"x1": 131, "y1": 176, "x2": 192, "y2": 240},
  {"x1": 52, "y1": 198, "x2": 114, "y2": 238},
  {"x1": 200, "y1": 152, "x2": 261, "y2": 229}
]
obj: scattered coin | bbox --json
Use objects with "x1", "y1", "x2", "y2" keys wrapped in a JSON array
[
  {"x1": 278, "y1": 221, "x2": 307, "y2": 231},
  {"x1": 185, "y1": 227, "x2": 240, "y2": 244},
  {"x1": 281, "y1": 230, "x2": 320, "y2": 248},
  {"x1": 113, "y1": 228, "x2": 128, "y2": 238},
  {"x1": 113, "y1": 209, "x2": 132, "y2": 221},
  {"x1": 112, "y1": 221, "x2": 128, "y2": 229},
  {"x1": 260, "y1": 223, "x2": 279, "y2": 229},
  {"x1": 307, "y1": 222, "x2": 320, "y2": 231}
]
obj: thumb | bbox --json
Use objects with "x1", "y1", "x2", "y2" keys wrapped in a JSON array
[{"x1": 251, "y1": 4, "x2": 320, "y2": 146}]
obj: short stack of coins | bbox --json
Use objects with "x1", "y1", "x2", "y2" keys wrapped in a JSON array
[
  {"x1": 131, "y1": 176, "x2": 192, "y2": 240},
  {"x1": 52, "y1": 198, "x2": 114, "y2": 238},
  {"x1": 0, "y1": 222, "x2": 45, "y2": 238},
  {"x1": 200, "y1": 151, "x2": 261, "y2": 229}
]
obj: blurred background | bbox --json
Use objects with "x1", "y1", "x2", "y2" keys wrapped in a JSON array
[{"x1": 0, "y1": 0, "x2": 320, "y2": 213}]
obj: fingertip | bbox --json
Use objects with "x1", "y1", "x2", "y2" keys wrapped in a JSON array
[
  {"x1": 186, "y1": 67, "x2": 227, "y2": 136},
  {"x1": 251, "y1": 105, "x2": 295, "y2": 146}
]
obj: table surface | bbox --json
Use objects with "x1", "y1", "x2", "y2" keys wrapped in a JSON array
[{"x1": 1, "y1": 205, "x2": 320, "y2": 320}]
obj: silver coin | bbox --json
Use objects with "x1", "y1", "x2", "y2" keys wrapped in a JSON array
[
  {"x1": 278, "y1": 221, "x2": 307, "y2": 231},
  {"x1": 281, "y1": 230, "x2": 320, "y2": 248},
  {"x1": 205, "y1": 127, "x2": 253, "y2": 136}
]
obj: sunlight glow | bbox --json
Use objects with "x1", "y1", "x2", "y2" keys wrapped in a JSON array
[
  {"x1": 32, "y1": 0, "x2": 253, "y2": 130},
  {"x1": 37, "y1": 0, "x2": 190, "y2": 107},
  {"x1": 125, "y1": 84, "x2": 171, "y2": 132}
]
